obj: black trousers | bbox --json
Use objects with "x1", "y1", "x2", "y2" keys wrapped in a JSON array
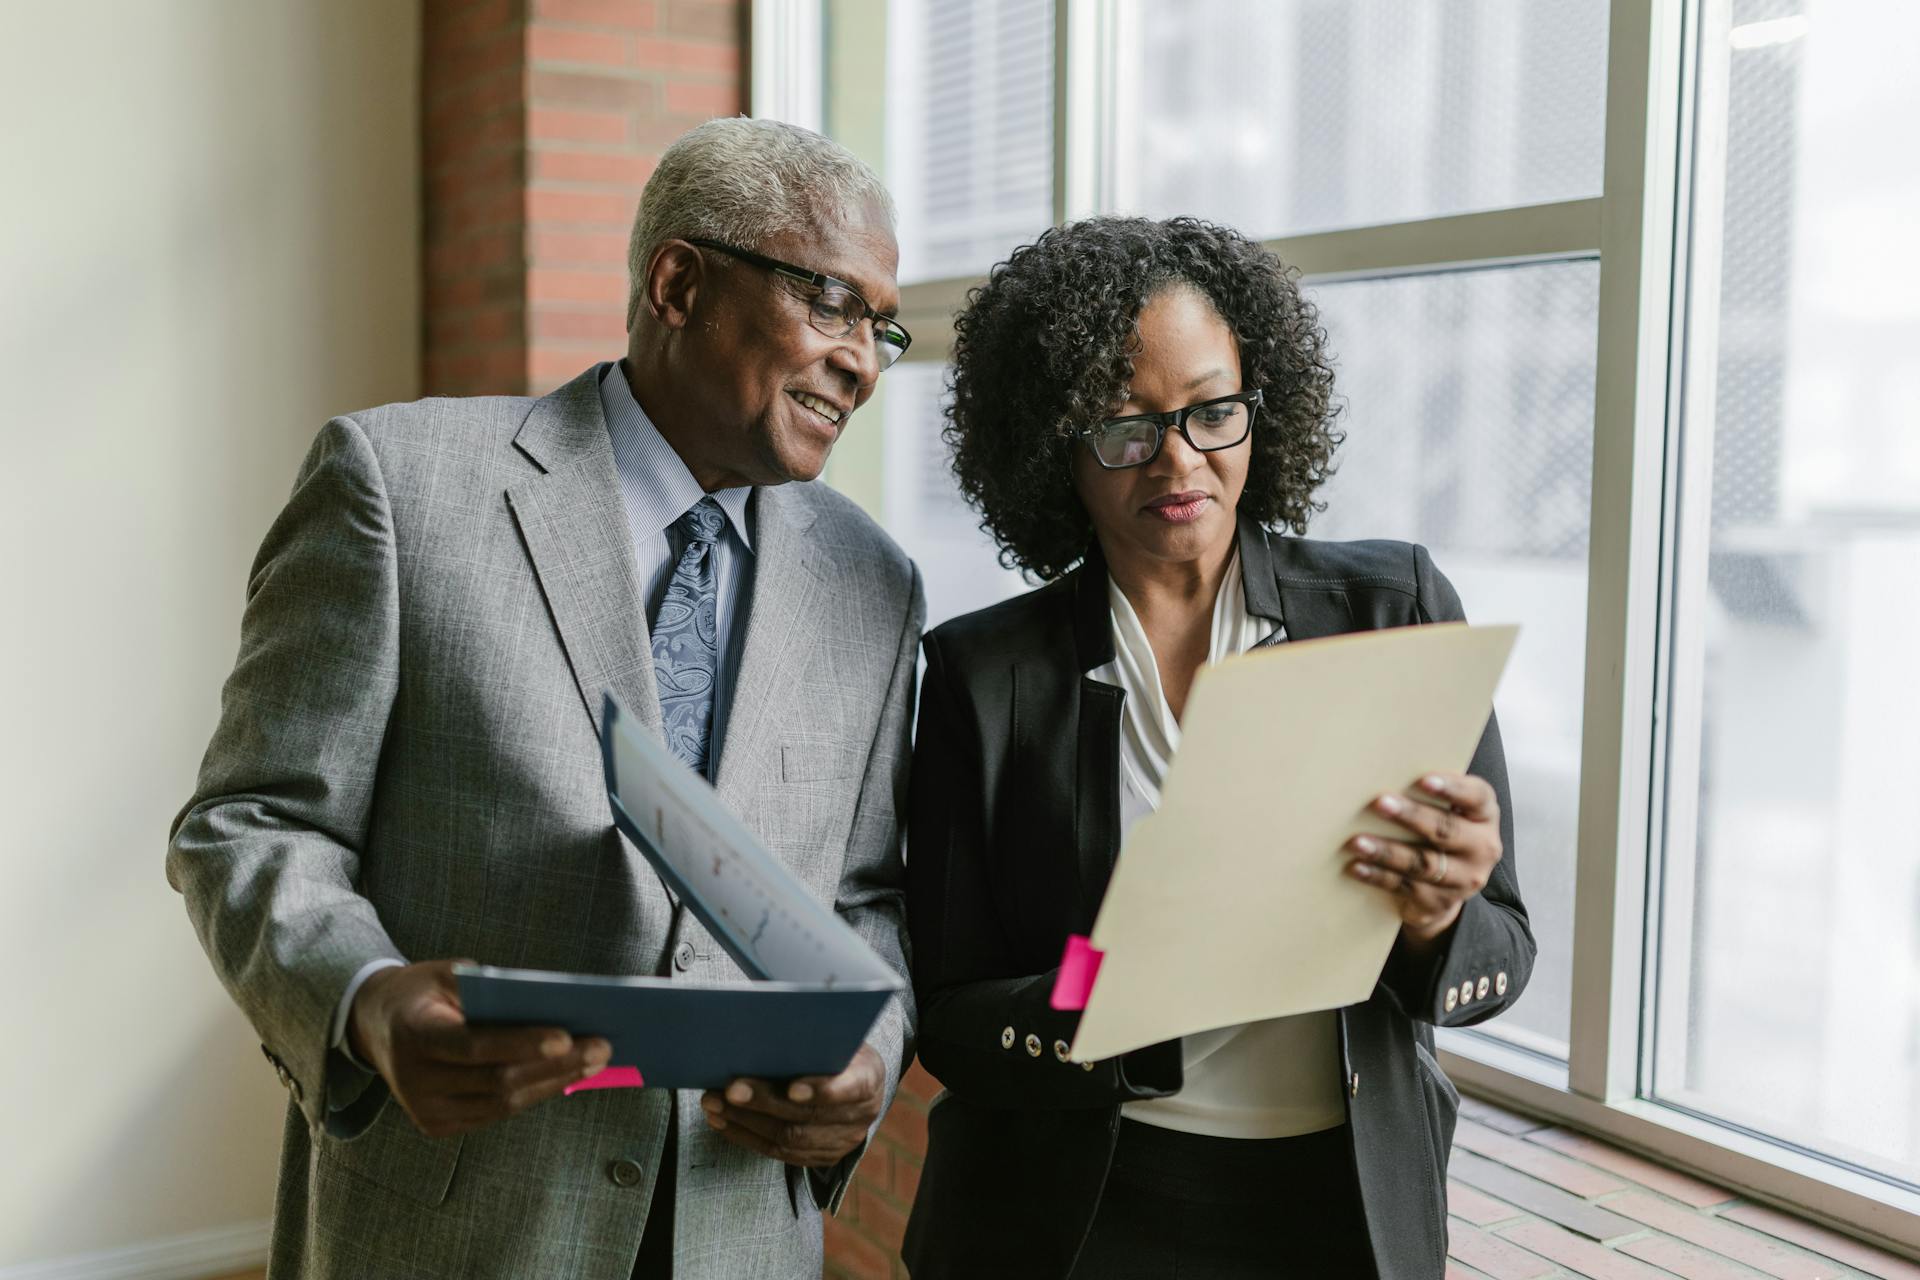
[{"x1": 1074, "y1": 1120, "x2": 1377, "y2": 1279}]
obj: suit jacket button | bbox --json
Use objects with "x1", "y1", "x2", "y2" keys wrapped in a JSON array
[
  {"x1": 1053, "y1": 1039, "x2": 1071, "y2": 1063},
  {"x1": 608, "y1": 1159, "x2": 644, "y2": 1188},
  {"x1": 1349, "y1": 1072, "x2": 1360, "y2": 1098},
  {"x1": 1459, "y1": 980, "x2": 1475, "y2": 1005},
  {"x1": 1476, "y1": 976, "x2": 1490, "y2": 1000},
  {"x1": 1000, "y1": 1026, "x2": 1016, "y2": 1050},
  {"x1": 672, "y1": 942, "x2": 695, "y2": 972},
  {"x1": 1445, "y1": 987, "x2": 1459, "y2": 1013},
  {"x1": 1024, "y1": 1034, "x2": 1043, "y2": 1058},
  {"x1": 1495, "y1": 971, "x2": 1509, "y2": 996}
]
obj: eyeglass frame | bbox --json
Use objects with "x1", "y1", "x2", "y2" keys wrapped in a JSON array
[
  {"x1": 685, "y1": 237, "x2": 912, "y2": 368},
  {"x1": 1073, "y1": 389, "x2": 1265, "y2": 470}
]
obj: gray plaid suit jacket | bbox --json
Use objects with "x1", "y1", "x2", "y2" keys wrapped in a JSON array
[{"x1": 168, "y1": 367, "x2": 923, "y2": 1279}]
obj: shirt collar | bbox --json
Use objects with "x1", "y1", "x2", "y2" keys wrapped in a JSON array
[{"x1": 598, "y1": 361, "x2": 754, "y2": 551}]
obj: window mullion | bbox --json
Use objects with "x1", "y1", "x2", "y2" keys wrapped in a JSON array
[
  {"x1": 1567, "y1": 0, "x2": 1688, "y2": 1104},
  {"x1": 1056, "y1": 0, "x2": 1114, "y2": 223}
]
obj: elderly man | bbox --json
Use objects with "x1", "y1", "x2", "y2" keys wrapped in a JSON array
[{"x1": 169, "y1": 118, "x2": 921, "y2": 1278}]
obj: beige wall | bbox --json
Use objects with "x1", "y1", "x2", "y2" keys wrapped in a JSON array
[{"x1": 0, "y1": 1, "x2": 420, "y2": 1266}]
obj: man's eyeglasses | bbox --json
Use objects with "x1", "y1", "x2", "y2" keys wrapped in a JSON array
[
  {"x1": 687, "y1": 238, "x2": 912, "y2": 371},
  {"x1": 1075, "y1": 390, "x2": 1264, "y2": 470}
]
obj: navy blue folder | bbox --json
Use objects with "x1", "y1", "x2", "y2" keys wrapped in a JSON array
[
  {"x1": 454, "y1": 967, "x2": 896, "y2": 1089},
  {"x1": 455, "y1": 694, "x2": 901, "y2": 1089}
]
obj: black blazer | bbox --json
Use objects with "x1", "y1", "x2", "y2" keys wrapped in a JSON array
[{"x1": 900, "y1": 517, "x2": 1536, "y2": 1280}]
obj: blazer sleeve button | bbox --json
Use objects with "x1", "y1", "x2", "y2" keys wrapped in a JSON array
[
  {"x1": 1000, "y1": 1026, "x2": 1016, "y2": 1050},
  {"x1": 1495, "y1": 971, "x2": 1509, "y2": 995},
  {"x1": 1349, "y1": 1071, "x2": 1360, "y2": 1098},
  {"x1": 1024, "y1": 1033, "x2": 1043, "y2": 1058},
  {"x1": 1476, "y1": 976, "x2": 1490, "y2": 999},
  {"x1": 1445, "y1": 987, "x2": 1459, "y2": 1013},
  {"x1": 1052, "y1": 1039, "x2": 1071, "y2": 1063}
]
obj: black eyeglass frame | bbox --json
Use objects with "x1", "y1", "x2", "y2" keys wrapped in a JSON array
[
  {"x1": 1074, "y1": 389, "x2": 1265, "y2": 470},
  {"x1": 686, "y1": 237, "x2": 912, "y2": 368}
]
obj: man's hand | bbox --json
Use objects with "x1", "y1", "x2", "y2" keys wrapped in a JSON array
[
  {"x1": 1342, "y1": 771, "x2": 1505, "y2": 949},
  {"x1": 348, "y1": 959, "x2": 611, "y2": 1138},
  {"x1": 698, "y1": 1043, "x2": 886, "y2": 1168}
]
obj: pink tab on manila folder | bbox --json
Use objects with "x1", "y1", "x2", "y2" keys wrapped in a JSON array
[
  {"x1": 1049, "y1": 935, "x2": 1105, "y2": 1011},
  {"x1": 564, "y1": 1065, "x2": 645, "y2": 1095}
]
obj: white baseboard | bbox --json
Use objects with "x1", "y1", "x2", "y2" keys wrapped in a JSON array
[{"x1": 0, "y1": 1220, "x2": 271, "y2": 1280}]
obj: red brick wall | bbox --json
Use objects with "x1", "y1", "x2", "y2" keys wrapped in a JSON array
[
  {"x1": 423, "y1": 0, "x2": 530, "y2": 395},
  {"x1": 421, "y1": 0, "x2": 743, "y2": 397},
  {"x1": 827, "y1": 1060, "x2": 940, "y2": 1280}
]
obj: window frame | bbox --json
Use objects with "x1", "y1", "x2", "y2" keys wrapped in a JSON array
[{"x1": 763, "y1": 0, "x2": 1920, "y2": 1254}]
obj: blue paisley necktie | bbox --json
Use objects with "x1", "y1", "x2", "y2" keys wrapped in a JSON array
[{"x1": 651, "y1": 497, "x2": 727, "y2": 776}]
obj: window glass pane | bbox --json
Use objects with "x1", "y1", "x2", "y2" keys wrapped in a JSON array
[
  {"x1": 1307, "y1": 262, "x2": 1601, "y2": 1058},
  {"x1": 881, "y1": 0, "x2": 1054, "y2": 284},
  {"x1": 1110, "y1": 0, "x2": 1607, "y2": 239},
  {"x1": 881, "y1": 362, "x2": 1029, "y2": 627},
  {"x1": 1652, "y1": 0, "x2": 1920, "y2": 1187}
]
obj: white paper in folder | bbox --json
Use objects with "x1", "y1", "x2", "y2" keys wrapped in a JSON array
[{"x1": 1067, "y1": 622, "x2": 1518, "y2": 1064}]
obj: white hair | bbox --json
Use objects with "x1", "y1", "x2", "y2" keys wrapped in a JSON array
[{"x1": 626, "y1": 117, "x2": 896, "y2": 328}]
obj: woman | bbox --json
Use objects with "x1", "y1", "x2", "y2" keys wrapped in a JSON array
[{"x1": 900, "y1": 217, "x2": 1534, "y2": 1279}]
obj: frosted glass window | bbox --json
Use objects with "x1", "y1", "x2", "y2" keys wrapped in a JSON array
[
  {"x1": 1650, "y1": 0, "x2": 1920, "y2": 1188},
  {"x1": 1111, "y1": 0, "x2": 1607, "y2": 238},
  {"x1": 1309, "y1": 261, "x2": 1602, "y2": 1059}
]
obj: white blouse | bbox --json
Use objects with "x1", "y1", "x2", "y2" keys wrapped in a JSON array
[{"x1": 1090, "y1": 547, "x2": 1348, "y2": 1139}]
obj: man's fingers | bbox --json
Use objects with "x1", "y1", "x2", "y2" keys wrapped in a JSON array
[
  {"x1": 717, "y1": 1078, "x2": 811, "y2": 1121},
  {"x1": 416, "y1": 1018, "x2": 576, "y2": 1066},
  {"x1": 702, "y1": 1105, "x2": 864, "y2": 1167},
  {"x1": 803, "y1": 1044, "x2": 885, "y2": 1107},
  {"x1": 707, "y1": 1077, "x2": 871, "y2": 1125},
  {"x1": 403, "y1": 1038, "x2": 610, "y2": 1105}
]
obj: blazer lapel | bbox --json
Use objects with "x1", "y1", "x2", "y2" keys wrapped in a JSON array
[
  {"x1": 506, "y1": 366, "x2": 663, "y2": 740},
  {"x1": 713, "y1": 483, "x2": 824, "y2": 808},
  {"x1": 1067, "y1": 547, "x2": 1124, "y2": 926},
  {"x1": 1241, "y1": 514, "x2": 1357, "y2": 643}
]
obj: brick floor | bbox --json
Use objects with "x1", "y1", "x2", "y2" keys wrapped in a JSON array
[
  {"x1": 207, "y1": 1095, "x2": 1920, "y2": 1279},
  {"x1": 1445, "y1": 1097, "x2": 1920, "y2": 1280}
]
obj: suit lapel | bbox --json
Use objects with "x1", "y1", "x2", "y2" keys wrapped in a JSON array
[
  {"x1": 506, "y1": 366, "x2": 663, "y2": 740},
  {"x1": 713, "y1": 484, "x2": 824, "y2": 808}
]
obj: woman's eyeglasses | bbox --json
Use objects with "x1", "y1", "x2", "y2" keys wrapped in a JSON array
[{"x1": 1075, "y1": 389, "x2": 1263, "y2": 469}]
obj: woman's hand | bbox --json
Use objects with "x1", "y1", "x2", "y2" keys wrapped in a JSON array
[{"x1": 1342, "y1": 772, "x2": 1503, "y2": 949}]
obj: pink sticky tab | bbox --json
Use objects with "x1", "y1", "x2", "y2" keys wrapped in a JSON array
[
  {"x1": 564, "y1": 1065, "x2": 645, "y2": 1095},
  {"x1": 1049, "y1": 935, "x2": 1105, "y2": 1011}
]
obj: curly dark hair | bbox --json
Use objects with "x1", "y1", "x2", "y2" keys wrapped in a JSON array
[{"x1": 944, "y1": 216, "x2": 1341, "y2": 580}]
